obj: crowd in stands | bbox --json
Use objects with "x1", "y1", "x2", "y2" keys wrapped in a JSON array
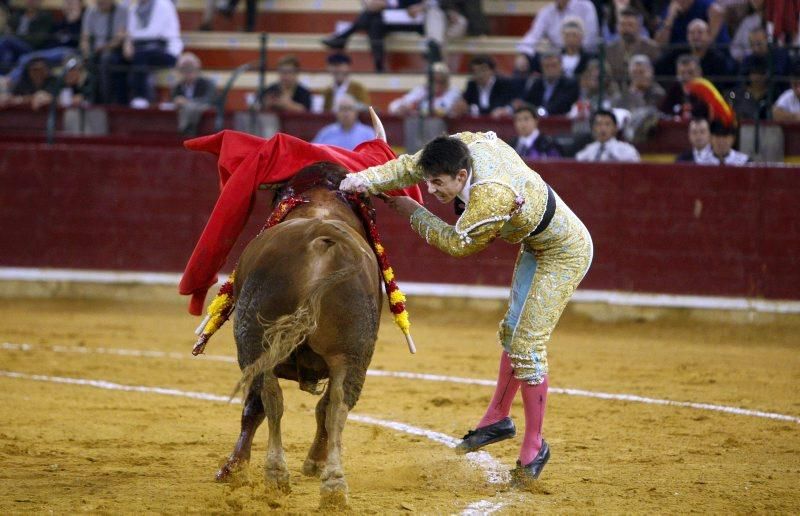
[{"x1": 1, "y1": 0, "x2": 799, "y2": 164}]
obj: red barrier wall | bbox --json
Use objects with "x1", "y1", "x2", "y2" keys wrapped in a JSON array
[{"x1": 0, "y1": 142, "x2": 798, "y2": 300}]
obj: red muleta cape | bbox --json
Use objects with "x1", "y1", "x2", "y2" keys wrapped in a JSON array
[{"x1": 180, "y1": 130, "x2": 423, "y2": 315}]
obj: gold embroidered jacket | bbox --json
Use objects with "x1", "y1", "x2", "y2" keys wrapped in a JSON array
[{"x1": 358, "y1": 131, "x2": 551, "y2": 257}]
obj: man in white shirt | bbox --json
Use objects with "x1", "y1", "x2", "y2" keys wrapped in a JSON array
[
  {"x1": 575, "y1": 109, "x2": 640, "y2": 162},
  {"x1": 517, "y1": 0, "x2": 599, "y2": 57},
  {"x1": 388, "y1": 62, "x2": 461, "y2": 116},
  {"x1": 772, "y1": 68, "x2": 800, "y2": 122},
  {"x1": 675, "y1": 117, "x2": 712, "y2": 163},
  {"x1": 694, "y1": 120, "x2": 749, "y2": 165}
]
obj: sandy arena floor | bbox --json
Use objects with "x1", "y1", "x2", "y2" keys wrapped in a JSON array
[{"x1": 0, "y1": 296, "x2": 798, "y2": 514}]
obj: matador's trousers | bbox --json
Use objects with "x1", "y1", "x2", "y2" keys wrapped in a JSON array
[{"x1": 498, "y1": 193, "x2": 593, "y2": 384}]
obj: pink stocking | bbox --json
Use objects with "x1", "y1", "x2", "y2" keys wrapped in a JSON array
[
  {"x1": 477, "y1": 351, "x2": 522, "y2": 428},
  {"x1": 519, "y1": 375, "x2": 548, "y2": 465}
]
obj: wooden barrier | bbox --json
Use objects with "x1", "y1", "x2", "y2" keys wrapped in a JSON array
[{"x1": 0, "y1": 141, "x2": 797, "y2": 300}]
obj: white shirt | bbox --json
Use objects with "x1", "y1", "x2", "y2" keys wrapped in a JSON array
[
  {"x1": 332, "y1": 79, "x2": 351, "y2": 111},
  {"x1": 693, "y1": 144, "x2": 713, "y2": 163},
  {"x1": 128, "y1": 0, "x2": 183, "y2": 57},
  {"x1": 774, "y1": 88, "x2": 800, "y2": 114},
  {"x1": 457, "y1": 170, "x2": 474, "y2": 205},
  {"x1": 515, "y1": 130, "x2": 540, "y2": 154},
  {"x1": 575, "y1": 138, "x2": 641, "y2": 162},
  {"x1": 695, "y1": 149, "x2": 750, "y2": 166},
  {"x1": 388, "y1": 85, "x2": 462, "y2": 115},
  {"x1": 517, "y1": 0, "x2": 599, "y2": 55},
  {"x1": 477, "y1": 76, "x2": 496, "y2": 110},
  {"x1": 561, "y1": 53, "x2": 580, "y2": 78}
]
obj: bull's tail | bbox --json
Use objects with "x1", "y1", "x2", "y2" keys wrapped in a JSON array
[{"x1": 231, "y1": 223, "x2": 369, "y2": 400}]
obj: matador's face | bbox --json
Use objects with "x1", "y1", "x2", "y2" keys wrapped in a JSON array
[{"x1": 424, "y1": 169, "x2": 469, "y2": 204}]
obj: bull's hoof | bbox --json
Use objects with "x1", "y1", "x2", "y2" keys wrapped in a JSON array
[
  {"x1": 265, "y1": 464, "x2": 291, "y2": 494},
  {"x1": 320, "y1": 468, "x2": 348, "y2": 509},
  {"x1": 319, "y1": 481, "x2": 349, "y2": 509},
  {"x1": 216, "y1": 457, "x2": 249, "y2": 484},
  {"x1": 301, "y1": 458, "x2": 325, "y2": 478}
]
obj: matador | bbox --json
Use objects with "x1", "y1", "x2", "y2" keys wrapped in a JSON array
[{"x1": 340, "y1": 131, "x2": 593, "y2": 482}]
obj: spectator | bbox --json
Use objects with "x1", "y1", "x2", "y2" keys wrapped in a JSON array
[
  {"x1": 729, "y1": 0, "x2": 765, "y2": 63},
  {"x1": 321, "y1": 0, "x2": 447, "y2": 73},
  {"x1": 527, "y1": 17, "x2": 593, "y2": 79},
  {"x1": 575, "y1": 109, "x2": 641, "y2": 161},
  {"x1": 442, "y1": 0, "x2": 488, "y2": 37},
  {"x1": 659, "y1": 54, "x2": 706, "y2": 119},
  {"x1": 171, "y1": 52, "x2": 216, "y2": 135},
  {"x1": 772, "y1": 64, "x2": 800, "y2": 122},
  {"x1": 653, "y1": 0, "x2": 729, "y2": 47},
  {"x1": 321, "y1": 53, "x2": 370, "y2": 112},
  {"x1": 54, "y1": 54, "x2": 89, "y2": 108},
  {"x1": 508, "y1": 103, "x2": 562, "y2": 159},
  {"x1": 611, "y1": 54, "x2": 665, "y2": 110},
  {"x1": 745, "y1": 27, "x2": 790, "y2": 91},
  {"x1": 0, "y1": 0, "x2": 54, "y2": 73},
  {"x1": 124, "y1": 0, "x2": 183, "y2": 109},
  {"x1": 568, "y1": 58, "x2": 617, "y2": 118},
  {"x1": 7, "y1": 0, "x2": 84, "y2": 87},
  {"x1": 80, "y1": 0, "x2": 128, "y2": 104},
  {"x1": 260, "y1": 55, "x2": 311, "y2": 113},
  {"x1": 517, "y1": 0, "x2": 599, "y2": 57},
  {"x1": 388, "y1": 61, "x2": 461, "y2": 116},
  {"x1": 728, "y1": 55, "x2": 770, "y2": 120},
  {"x1": 605, "y1": 7, "x2": 661, "y2": 86},
  {"x1": 7, "y1": 57, "x2": 57, "y2": 110},
  {"x1": 523, "y1": 49, "x2": 580, "y2": 116},
  {"x1": 656, "y1": 18, "x2": 731, "y2": 89},
  {"x1": 311, "y1": 94, "x2": 375, "y2": 150},
  {"x1": 600, "y1": 0, "x2": 652, "y2": 42},
  {"x1": 675, "y1": 117, "x2": 712, "y2": 162},
  {"x1": 695, "y1": 119, "x2": 749, "y2": 164},
  {"x1": 452, "y1": 54, "x2": 517, "y2": 117}
]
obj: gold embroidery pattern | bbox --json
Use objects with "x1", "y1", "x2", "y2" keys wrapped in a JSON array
[{"x1": 504, "y1": 197, "x2": 594, "y2": 384}]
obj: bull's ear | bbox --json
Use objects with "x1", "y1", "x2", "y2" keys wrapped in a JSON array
[{"x1": 369, "y1": 106, "x2": 386, "y2": 142}]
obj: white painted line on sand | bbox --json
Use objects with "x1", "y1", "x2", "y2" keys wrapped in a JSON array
[
  {"x1": 3, "y1": 267, "x2": 799, "y2": 313},
  {"x1": 0, "y1": 369, "x2": 509, "y2": 513},
  {"x1": 3, "y1": 341, "x2": 798, "y2": 424}
]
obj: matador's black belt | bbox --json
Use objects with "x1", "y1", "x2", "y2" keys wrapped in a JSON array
[{"x1": 530, "y1": 184, "x2": 556, "y2": 236}]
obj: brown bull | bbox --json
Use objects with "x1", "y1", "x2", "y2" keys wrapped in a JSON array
[{"x1": 216, "y1": 162, "x2": 382, "y2": 509}]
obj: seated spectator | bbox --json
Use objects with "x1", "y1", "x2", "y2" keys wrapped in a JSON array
[
  {"x1": 612, "y1": 54, "x2": 665, "y2": 110},
  {"x1": 729, "y1": 0, "x2": 765, "y2": 63},
  {"x1": 321, "y1": 53, "x2": 370, "y2": 112},
  {"x1": 653, "y1": 0, "x2": 730, "y2": 48},
  {"x1": 523, "y1": 49, "x2": 580, "y2": 116},
  {"x1": 260, "y1": 55, "x2": 311, "y2": 113},
  {"x1": 55, "y1": 54, "x2": 90, "y2": 108},
  {"x1": 508, "y1": 104, "x2": 562, "y2": 159},
  {"x1": 123, "y1": 0, "x2": 183, "y2": 109},
  {"x1": 575, "y1": 109, "x2": 641, "y2": 161},
  {"x1": 694, "y1": 120, "x2": 749, "y2": 165},
  {"x1": 728, "y1": 55, "x2": 770, "y2": 120},
  {"x1": 0, "y1": 0, "x2": 54, "y2": 73},
  {"x1": 568, "y1": 58, "x2": 617, "y2": 118},
  {"x1": 451, "y1": 55, "x2": 516, "y2": 117},
  {"x1": 80, "y1": 0, "x2": 128, "y2": 105},
  {"x1": 388, "y1": 61, "x2": 461, "y2": 117},
  {"x1": 659, "y1": 54, "x2": 706, "y2": 119},
  {"x1": 171, "y1": 52, "x2": 216, "y2": 135},
  {"x1": 517, "y1": 0, "x2": 599, "y2": 57},
  {"x1": 321, "y1": 0, "x2": 447, "y2": 73},
  {"x1": 311, "y1": 94, "x2": 375, "y2": 150},
  {"x1": 655, "y1": 18, "x2": 731, "y2": 89},
  {"x1": 745, "y1": 27, "x2": 790, "y2": 92},
  {"x1": 7, "y1": 0, "x2": 84, "y2": 86},
  {"x1": 605, "y1": 7, "x2": 661, "y2": 86},
  {"x1": 7, "y1": 57, "x2": 57, "y2": 110},
  {"x1": 772, "y1": 65, "x2": 800, "y2": 122},
  {"x1": 599, "y1": 0, "x2": 651, "y2": 42},
  {"x1": 675, "y1": 117, "x2": 712, "y2": 162},
  {"x1": 527, "y1": 17, "x2": 593, "y2": 79}
]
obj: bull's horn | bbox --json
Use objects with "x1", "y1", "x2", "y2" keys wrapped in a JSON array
[{"x1": 369, "y1": 106, "x2": 386, "y2": 142}]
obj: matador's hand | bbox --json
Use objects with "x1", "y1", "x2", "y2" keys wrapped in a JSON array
[{"x1": 339, "y1": 174, "x2": 368, "y2": 193}]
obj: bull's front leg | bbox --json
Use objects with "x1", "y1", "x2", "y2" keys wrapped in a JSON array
[
  {"x1": 319, "y1": 357, "x2": 351, "y2": 509},
  {"x1": 262, "y1": 373, "x2": 291, "y2": 493},
  {"x1": 216, "y1": 375, "x2": 265, "y2": 483}
]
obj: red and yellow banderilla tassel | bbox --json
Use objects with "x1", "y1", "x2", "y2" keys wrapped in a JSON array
[{"x1": 352, "y1": 196, "x2": 416, "y2": 354}]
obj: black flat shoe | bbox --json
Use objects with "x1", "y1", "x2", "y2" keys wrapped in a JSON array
[
  {"x1": 455, "y1": 417, "x2": 516, "y2": 454},
  {"x1": 512, "y1": 440, "x2": 550, "y2": 484},
  {"x1": 321, "y1": 35, "x2": 347, "y2": 49}
]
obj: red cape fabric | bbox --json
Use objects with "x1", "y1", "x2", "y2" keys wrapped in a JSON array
[{"x1": 180, "y1": 130, "x2": 423, "y2": 315}]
